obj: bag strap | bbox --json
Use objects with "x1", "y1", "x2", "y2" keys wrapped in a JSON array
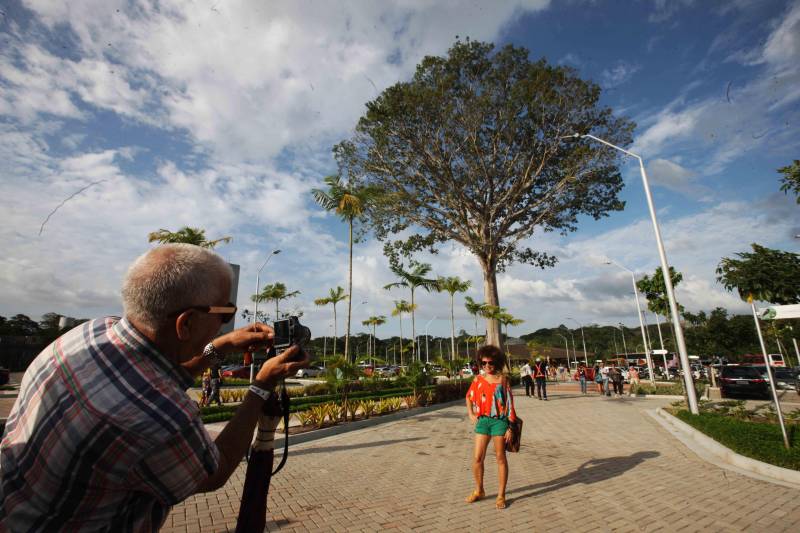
[{"x1": 271, "y1": 383, "x2": 290, "y2": 476}]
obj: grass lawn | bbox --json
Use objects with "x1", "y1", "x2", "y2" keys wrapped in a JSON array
[{"x1": 674, "y1": 410, "x2": 800, "y2": 471}]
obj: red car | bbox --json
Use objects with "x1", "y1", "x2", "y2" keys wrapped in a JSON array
[{"x1": 221, "y1": 365, "x2": 250, "y2": 379}]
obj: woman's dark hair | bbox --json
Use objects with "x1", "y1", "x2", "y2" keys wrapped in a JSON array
[{"x1": 477, "y1": 345, "x2": 506, "y2": 370}]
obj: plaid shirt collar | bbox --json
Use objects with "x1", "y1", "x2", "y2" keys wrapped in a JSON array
[{"x1": 114, "y1": 317, "x2": 195, "y2": 390}]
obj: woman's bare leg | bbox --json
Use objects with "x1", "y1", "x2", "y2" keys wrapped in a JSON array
[
  {"x1": 492, "y1": 435, "x2": 508, "y2": 498},
  {"x1": 471, "y1": 434, "x2": 491, "y2": 493}
]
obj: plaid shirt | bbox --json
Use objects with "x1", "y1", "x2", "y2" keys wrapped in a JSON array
[{"x1": 0, "y1": 317, "x2": 219, "y2": 532}]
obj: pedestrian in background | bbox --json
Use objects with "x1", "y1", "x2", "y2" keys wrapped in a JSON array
[
  {"x1": 533, "y1": 357, "x2": 548, "y2": 401},
  {"x1": 609, "y1": 364, "x2": 624, "y2": 397},
  {"x1": 465, "y1": 345, "x2": 517, "y2": 510},
  {"x1": 209, "y1": 365, "x2": 223, "y2": 406},
  {"x1": 593, "y1": 362, "x2": 604, "y2": 394},
  {"x1": 520, "y1": 360, "x2": 533, "y2": 397},
  {"x1": 201, "y1": 368, "x2": 212, "y2": 406},
  {"x1": 575, "y1": 363, "x2": 588, "y2": 395},
  {"x1": 600, "y1": 363, "x2": 611, "y2": 396}
]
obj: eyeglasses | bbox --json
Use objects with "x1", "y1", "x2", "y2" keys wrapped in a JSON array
[
  {"x1": 480, "y1": 360, "x2": 495, "y2": 367},
  {"x1": 173, "y1": 303, "x2": 237, "y2": 323}
]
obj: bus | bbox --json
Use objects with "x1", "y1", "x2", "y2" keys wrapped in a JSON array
[{"x1": 742, "y1": 353, "x2": 786, "y2": 367}]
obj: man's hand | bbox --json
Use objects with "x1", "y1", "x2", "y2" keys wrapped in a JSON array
[
  {"x1": 253, "y1": 345, "x2": 310, "y2": 389},
  {"x1": 212, "y1": 322, "x2": 274, "y2": 354}
]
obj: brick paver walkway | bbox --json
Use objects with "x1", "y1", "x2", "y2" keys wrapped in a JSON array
[{"x1": 164, "y1": 390, "x2": 800, "y2": 532}]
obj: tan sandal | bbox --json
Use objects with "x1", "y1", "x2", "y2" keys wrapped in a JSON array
[
  {"x1": 465, "y1": 489, "x2": 485, "y2": 503},
  {"x1": 496, "y1": 496, "x2": 507, "y2": 509}
]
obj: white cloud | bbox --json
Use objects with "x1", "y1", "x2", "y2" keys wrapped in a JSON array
[
  {"x1": 646, "y1": 158, "x2": 712, "y2": 199},
  {"x1": 600, "y1": 61, "x2": 641, "y2": 88}
]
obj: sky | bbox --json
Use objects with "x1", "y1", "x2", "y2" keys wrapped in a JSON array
[{"x1": 1, "y1": 0, "x2": 799, "y2": 343}]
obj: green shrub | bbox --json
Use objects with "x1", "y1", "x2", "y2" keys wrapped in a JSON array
[{"x1": 675, "y1": 410, "x2": 800, "y2": 470}]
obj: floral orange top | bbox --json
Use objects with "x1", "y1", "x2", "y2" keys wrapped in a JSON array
[{"x1": 466, "y1": 375, "x2": 517, "y2": 422}]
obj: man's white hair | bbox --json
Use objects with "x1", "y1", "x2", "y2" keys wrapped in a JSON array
[{"x1": 122, "y1": 244, "x2": 233, "y2": 331}]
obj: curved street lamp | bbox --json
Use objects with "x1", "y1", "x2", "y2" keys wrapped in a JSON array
[
  {"x1": 251, "y1": 249, "x2": 281, "y2": 382},
  {"x1": 565, "y1": 133, "x2": 697, "y2": 414}
]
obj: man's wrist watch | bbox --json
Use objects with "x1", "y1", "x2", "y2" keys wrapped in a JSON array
[
  {"x1": 202, "y1": 342, "x2": 225, "y2": 367},
  {"x1": 248, "y1": 384, "x2": 272, "y2": 402}
]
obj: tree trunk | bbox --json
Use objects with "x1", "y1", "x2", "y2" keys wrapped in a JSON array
[
  {"x1": 333, "y1": 304, "x2": 338, "y2": 357},
  {"x1": 345, "y1": 221, "x2": 353, "y2": 362},
  {"x1": 410, "y1": 288, "x2": 416, "y2": 361},
  {"x1": 481, "y1": 261, "x2": 501, "y2": 348},
  {"x1": 399, "y1": 314, "x2": 404, "y2": 366},
  {"x1": 449, "y1": 293, "x2": 456, "y2": 361}
]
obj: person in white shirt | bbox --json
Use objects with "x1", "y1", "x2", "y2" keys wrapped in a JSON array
[{"x1": 520, "y1": 360, "x2": 533, "y2": 397}]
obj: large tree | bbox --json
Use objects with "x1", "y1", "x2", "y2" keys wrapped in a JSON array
[
  {"x1": 312, "y1": 175, "x2": 379, "y2": 362},
  {"x1": 338, "y1": 39, "x2": 633, "y2": 346},
  {"x1": 147, "y1": 226, "x2": 231, "y2": 248},
  {"x1": 716, "y1": 244, "x2": 800, "y2": 305}
]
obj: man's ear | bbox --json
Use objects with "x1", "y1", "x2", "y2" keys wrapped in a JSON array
[{"x1": 175, "y1": 311, "x2": 194, "y2": 341}]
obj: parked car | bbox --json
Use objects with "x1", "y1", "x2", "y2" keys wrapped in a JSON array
[
  {"x1": 460, "y1": 366, "x2": 474, "y2": 377},
  {"x1": 748, "y1": 366, "x2": 798, "y2": 390},
  {"x1": 295, "y1": 365, "x2": 325, "y2": 378},
  {"x1": 221, "y1": 365, "x2": 251, "y2": 379},
  {"x1": 719, "y1": 365, "x2": 769, "y2": 399}
]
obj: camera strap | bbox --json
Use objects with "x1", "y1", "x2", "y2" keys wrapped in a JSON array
[{"x1": 271, "y1": 383, "x2": 290, "y2": 476}]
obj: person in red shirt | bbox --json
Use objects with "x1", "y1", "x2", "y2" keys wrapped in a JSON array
[{"x1": 465, "y1": 345, "x2": 517, "y2": 509}]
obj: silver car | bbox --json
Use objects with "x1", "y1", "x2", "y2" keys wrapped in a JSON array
[{"x1": 295, "y1": 365, "x2": 325, "y2": 378}]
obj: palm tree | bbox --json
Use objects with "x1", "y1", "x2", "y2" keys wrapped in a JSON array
[
  {"x1": 436, "y1": 276, "x2": 471, "y2": 360},
  {"x1": 384, "y1": 262, "x2": 438, "y2": 361},
  {"x1": 497, "y1": 311, "x2": 524, "y2": 356},
  {"x1": 315, "y1": 286, "x2": 347, "y2": 357},
  {"x1": 362, "y1": 315, "x2": 387, "y2": 365},
  {"x1": 312, "y1": 175, "x2": 379, "y2": 362},
  {"x1": 464, "y1": 296, "x2": 488, "y2": 356},
  {"x1": 391, "y1": 300, "x2": 416, "y2": 366},
  {"x1": 252, "y1": 282, "x2": 300, "y2": 319},
  {"x1": 147, "y1": 226, "x2": 231, "y2": 248}
]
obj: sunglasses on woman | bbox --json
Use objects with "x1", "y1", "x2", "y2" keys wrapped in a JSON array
[
  {"x1": 480, "y1": 360, "x2": 495, "y2": 367},
  {"x1": 173, "y1": 303, "x2": 237, "y2": 323}
]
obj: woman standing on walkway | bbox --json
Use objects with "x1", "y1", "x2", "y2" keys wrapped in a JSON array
[{"x1": 465, "y1": 345, "x2": 516, "y2": 509}]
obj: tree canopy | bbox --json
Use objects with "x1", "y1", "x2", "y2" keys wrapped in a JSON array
[
  {"x1": 716, "y1": 243, "x2": 800, "y2": 304},
  {"x1": 337, "y1": 39, "x2": 633, "y2": 345},
  {"x1": 636, "y1": 266, "x2": 684, "y2": 317},
  {"x1": 778, "y1": 159, "x2": 800, "y2": 204},
  {"x1": 147, "y1": 226, "x2": 231, "y2": 248}
]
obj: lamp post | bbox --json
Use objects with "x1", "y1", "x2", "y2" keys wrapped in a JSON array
[
  {"x1": 251, "y1": 249, "x2": 281, "y2": 382},
  {"x1": 615, "y1": 324, "x2": 628, "y2": 356},
  {"x1": 424, "y1": 316, "x2": 438, "y2": 364},
  {"x1": 567, "y1": 317, "x2": 589, "y2": 366},
  {"x1": 571, "y1": 132, "x2": 697, "y2": 413},
  {"x1": 556, "y1": 333, "x2": 570, "y2": 369},
  {"x1": 604, "y1": 260, "x2": 656, "y2": 385},
  {"x1": 564, "y1": 328, "x2": 577, "y2": 369}
]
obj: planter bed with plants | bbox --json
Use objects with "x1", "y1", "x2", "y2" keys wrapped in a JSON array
[
  {"x1": 630, "y1": 382, "x2": 703, "y2": 397},
  {"x1": 668, "y1": 400, "x2": 800, "y2": 471},
  {"x1": 200, "y1": 379, "x2": 475, "y2": 425}
]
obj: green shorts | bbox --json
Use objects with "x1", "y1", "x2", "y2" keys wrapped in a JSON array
[{"x1": 474, "y1": 416, "x2": 509, "y2": 436}]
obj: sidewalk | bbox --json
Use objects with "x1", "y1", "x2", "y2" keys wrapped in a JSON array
[{"x1": 163, "y1": 389, "x2": 800, "y2": 532}]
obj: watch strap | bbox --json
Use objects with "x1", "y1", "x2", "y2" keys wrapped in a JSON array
[
  {"x1": 202, "y1": 342, "x2": 225, "y2": 366},
  {"x1": 248, "y1": 384, "x2": 272, "y2": 402}
]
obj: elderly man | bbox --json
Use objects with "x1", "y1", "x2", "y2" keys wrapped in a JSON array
[{"x1": 0, "y1": 244, "x2": 308, "y2": 532}]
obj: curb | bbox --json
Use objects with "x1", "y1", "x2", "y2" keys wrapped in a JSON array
[
  {"x1": 649, "y1": 408, "x2": 800, "y2": 489},
  {"x1": 206, "y1": 398, "x2": 464, "y2": 447}
]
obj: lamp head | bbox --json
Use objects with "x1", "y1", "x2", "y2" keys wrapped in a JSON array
[{"x1": 273, "y1": 249, "x2": 281, "y2": 255}]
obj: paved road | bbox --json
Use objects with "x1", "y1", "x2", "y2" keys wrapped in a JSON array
[{"x1": 163, "y1": 389, "x2": 800, "y2": 532}]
